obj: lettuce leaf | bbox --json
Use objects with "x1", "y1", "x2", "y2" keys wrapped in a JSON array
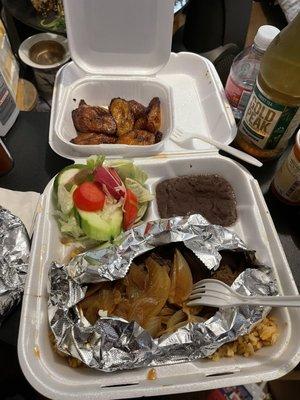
[
  {"x1": 57, "y1": 184, "x2": 76, "y2": 214},
  {"x1": 124, "y1": 178, "x2": 153, "y2": 203},
  {"x1": 55, "y1": 210, "x2": 84, "y2": 238},
  {"x1": 106, "y1": 160, "x2": 148, "y2": 184},
  {"x1": 86, "y1": 155, "x2": 105, "y2": 170},
  {"x1": 135, "y1": 202, "x2": 148, "y2": 223},
  {"x1": 124, "y1": 178, "x2": 152, "y2": 226}
]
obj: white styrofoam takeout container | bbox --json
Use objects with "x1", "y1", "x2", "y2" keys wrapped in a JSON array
[
  {"x1": 18, "y1": 0, "x2": 300, "y2": 398},
  {"x1": 18, "y1": 154, "x2": 300, "y2": 400},
  {"x1": 52, "y1": 0, "x2": 175, "y2": 156},
  {"x1": 50, "y1": 0, "x2": 236, "y2": 158}
]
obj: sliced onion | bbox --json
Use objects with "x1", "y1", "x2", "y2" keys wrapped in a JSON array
[{"x1": 94, "y1": 166, "x2": 126, "y2": 201}]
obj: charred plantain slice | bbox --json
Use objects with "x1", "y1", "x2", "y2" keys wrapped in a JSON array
[
  {"x1": 109, "y1": 98, "x2": 134, "y2": 136},
  {"x1": 146, "y1": 97, "x2": 161, "y2": 133},
  {"x1": 79, "y1": 99, "x2": 109, "y2": 115},
  {"x1": 72, "y1": 100, "x2": 116, "y2": 135},
  {"x1": 117, "y1": 130, "x2": 156, "y2": 146},
  {"x1": 134, "y1": 116, "x2": 148, "y2": 130},
  {"x1": 78, "y1": 99, "x2": 87, "y2": 107},
  {"x1": 155, "y1": 131, "x2": 163, "y2": 143},
  {"x1": 128, "y1": 100, "x2": 147, "y2": 120},
  {"x1": 71, "y1": 132, "x2": 117, "y2": 145},
  {"x1": 97, "y1": 113, "x2": 118, "y2": 135}
]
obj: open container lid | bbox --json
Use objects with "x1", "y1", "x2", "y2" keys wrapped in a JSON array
[{"x1": 63, "y1": 0, "x2": 174, "y2": 75}]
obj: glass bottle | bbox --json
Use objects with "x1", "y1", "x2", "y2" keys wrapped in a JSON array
[{"x1": 235, "y1": 13, "x2": 300, "y2": 161}]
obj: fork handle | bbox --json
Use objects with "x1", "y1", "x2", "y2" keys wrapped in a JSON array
[
  {"x1": 174, "y1": 129, "x2": 263, "y2": 167},
  {"x1": 196, "y1": 134, "x2": 263, "y2": 168},
  {"x1": 238, "y1": 295, "x2": 300, "y2": 307}
]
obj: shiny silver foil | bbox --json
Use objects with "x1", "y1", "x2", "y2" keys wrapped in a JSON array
[
  {"x1": 48, "y1": 214, "x2": 277, "y2": 371},
  {"x1": 0, "y1": 207, "x2": 30, "y2": 323}
]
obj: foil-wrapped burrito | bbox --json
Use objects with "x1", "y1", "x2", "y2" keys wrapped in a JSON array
[
  {"x1": 0, "y1": 207, "x2": 30, "y2": 323},
  {"x1": 48, "y1": 214, "x2": 277, "y2": 372}
]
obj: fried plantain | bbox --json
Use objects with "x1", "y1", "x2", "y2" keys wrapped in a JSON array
[
  {"x1": 109, "y1": 98, "x2": 134, "y2": 136},
  {"x1": 71, "y1": 132, "x2": 117, "y2": 145},
  {"x1": 79, "y1": 99, "x2": 108, "y2": 115},
  {"x1": 146, "y1": 97, "x2": 161, "y2": 133},
  {"x1": 155, "y1": 131, "x2": 163, "y2": 143},
  {"x1": 72, "y1": 100, "x2": 116, "y2": 135},
  {"x1": 117, "y1": 130, "x2": 156, "y2": 146},
  {"x1": 128, "y1": 100, "x2": 147, "y2": 120},
  {"x1": 133, "y1": 98, "x2": 161, "y2": 136},
  {"x1": 134, "y1": 116, "x2": 148, "y2": 130}
]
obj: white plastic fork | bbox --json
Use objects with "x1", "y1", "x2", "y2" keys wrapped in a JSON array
[
  {"x1": 187, "y1": 279, "x2": 300, "y2": 308},
  {"x1": 171, "y1": 129, "x2": 263, "y2": 167}
]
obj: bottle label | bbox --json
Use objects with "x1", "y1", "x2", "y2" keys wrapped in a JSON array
[
  {"x1": 225, "y1": 75, "x2": 252, "y2": 110},
  {"x1": 239, "y1": 82, "x2": 300, "y2": 150},
  {"x1": 0, "y1": 74, "x2": 15, "y2": 125},
  {"x1": 273, "y1": 147, "x2": 300, "y2": 203}
]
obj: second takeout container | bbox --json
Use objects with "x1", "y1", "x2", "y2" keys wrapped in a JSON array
[
  {"x1": 18, "y1": 0, "x2": 300, "y2": 399},
  {"x1": 50, "y1": 0, "x2": 236, "y2": 158},
  {"x1": 53, "y1": 0, "x2": 175, "y2": 156}
]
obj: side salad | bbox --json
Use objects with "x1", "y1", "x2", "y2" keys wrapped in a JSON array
[{"x1": 54, "y1": 155, "x2": 153, "y2": 244}]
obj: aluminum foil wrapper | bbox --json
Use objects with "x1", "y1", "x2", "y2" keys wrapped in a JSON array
[
  {"x1": 48, "y1": 214, "x2": 277, "y2": 371},
  {"x1": 0, "y1": 207, "x2": 30, "y2": 323}
]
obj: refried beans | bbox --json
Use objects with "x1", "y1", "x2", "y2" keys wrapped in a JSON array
[{"x1": 156, "y1": 174, "x2": 237, "y2": 226}]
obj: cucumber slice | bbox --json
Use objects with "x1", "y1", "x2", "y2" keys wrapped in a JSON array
[
  {"x1": 54, "y1": 164, "x2": 86, "y2": 193},
  {"x1": 55, "y1": 165, "x2": 86, "y2": 213},
  {"x1": 77, "y1": 206, "x2": 123, "y2": 242}
]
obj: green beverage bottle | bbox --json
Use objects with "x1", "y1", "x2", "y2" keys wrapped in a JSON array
[{"x1": 235, "y1": 12, "x2": 300, "y2": 161}]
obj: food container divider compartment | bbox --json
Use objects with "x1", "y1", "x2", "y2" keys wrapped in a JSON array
[
  {"x1": 50, "y1": 53, "x2": 236, "y2": 160},
  {"x1": 55, "y1": 77, "x2": 174, "y2": 157},
  {"x1": 18, "y1": 154, "x2": 300, "y2": 400},
  {"x1": 157, "y1": 52, "x2": 236, "y2": 146}
]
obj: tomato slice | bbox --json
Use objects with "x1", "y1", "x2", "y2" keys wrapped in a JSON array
[
  {"x1": 123, "y1": 189, "x2": 138, "y2": 230},
  {"x1": 73, "y1": 182, "x2": 105, "y2": 212}
]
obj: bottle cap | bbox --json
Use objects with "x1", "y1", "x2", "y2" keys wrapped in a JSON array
[{"x1": 254, "y1": 25, "x2": 280, "y2": 51}]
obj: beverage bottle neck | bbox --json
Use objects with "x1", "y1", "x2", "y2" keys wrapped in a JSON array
[{"x1": 251, "y1": 43, "x2": 265, "y2": 57}]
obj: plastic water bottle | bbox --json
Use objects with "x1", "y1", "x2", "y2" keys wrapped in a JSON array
[{"x1": 225, "y1": 25, "x2": 280, "y2": 120}]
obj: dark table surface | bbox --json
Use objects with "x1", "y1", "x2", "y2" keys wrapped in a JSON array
[
  {"x1": 3, "y1": 0, "x2": 189, "y2": 35},
  {"x1": 0, "y1": 111, "x2": 299, "y2": 398}
]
